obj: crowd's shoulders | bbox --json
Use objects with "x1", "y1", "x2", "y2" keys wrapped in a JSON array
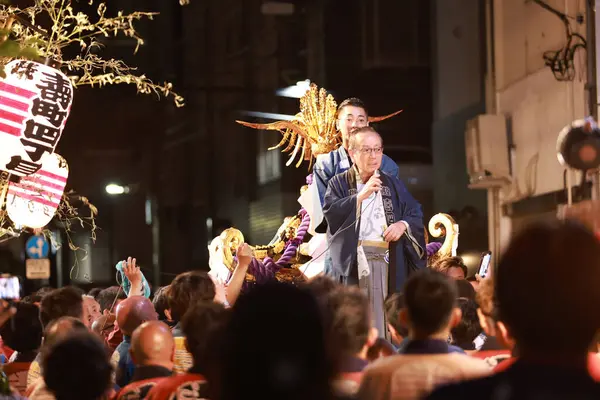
[
  {"x1": 113, "y1": 376, "x2": 166, "y2": 400},
  {"x1": 425, "y1": 373, "x2": 499, "y2": 400},
  {"x1": 358, "y1": 352, "x2": 492, "y2": 400},
  {"x1": 25, "y1": 376, "x2": 55, "y2": 400},
  {"x1": 427, "y1": 362, "x2": 600, "y2": 400},
  {"x1": 145, "y1": 373, "x2": 207, "y2": 400},
  {"x1": 365, "y1": 352, "x2": 492, "y2": 375}
]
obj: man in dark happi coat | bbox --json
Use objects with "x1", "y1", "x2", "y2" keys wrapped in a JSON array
[
  {"x1": 309, "y1": 98, "x2": 400, "y2": 277},
  {"x1": 323, "y1": 127, "x2": 426, "y2": 339}
]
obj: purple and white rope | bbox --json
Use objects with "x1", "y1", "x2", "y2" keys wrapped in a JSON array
[
  {"x1": 246, "y1": 208, "x2": 311, "y2": 284},
  {"x1": 426, "y1": 241, "x2": 442, "y2": 257}
]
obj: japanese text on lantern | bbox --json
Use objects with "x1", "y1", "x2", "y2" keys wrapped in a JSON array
[{"x1": 0, "y1": 60, "x2": 73, "y2": 177}]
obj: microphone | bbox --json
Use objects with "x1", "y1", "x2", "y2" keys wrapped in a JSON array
[{"x1": 374, "y1": 169, "x2": 380, "y2": 177}]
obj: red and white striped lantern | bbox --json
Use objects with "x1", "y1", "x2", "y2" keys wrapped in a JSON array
[
  {"x1": 6, "y1": 153, "x2": 68, "y2": 229},
  {"x1": 0, "y1": 60, "x2": 73, "y2": 177}
]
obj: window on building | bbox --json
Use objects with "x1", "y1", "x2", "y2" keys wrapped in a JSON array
[
  {"x1": 257, "y1": 131, "x2": 282, "y2": 185},
  {"x1": 361, "y1": 0, "x2": 430, "y2": 68}
]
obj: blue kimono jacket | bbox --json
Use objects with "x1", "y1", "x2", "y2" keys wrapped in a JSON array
[
  {"x1": 322, "y1": 168, "x2": 426, "y2": 293},
  {"x1": 114, "y1": 335, "x2": 135, "y2": 388},
  {"x1": 313, "y1": 146, "x2": 399, "y2": 207}
]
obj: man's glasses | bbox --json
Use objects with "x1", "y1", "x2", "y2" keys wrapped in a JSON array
[{"x1": 358, "y1": 147, "x2": 383, "y2": 155}]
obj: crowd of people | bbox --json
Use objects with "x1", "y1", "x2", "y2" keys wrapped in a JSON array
[{"x1": 0, "y1": 219, "x2": 594, "y2": 399}]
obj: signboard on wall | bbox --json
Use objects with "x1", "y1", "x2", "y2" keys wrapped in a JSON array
[{"x1": 26, "y1": 259, "x2": 50, "y2": 279}]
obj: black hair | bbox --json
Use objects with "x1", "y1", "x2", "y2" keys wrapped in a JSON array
[
  {"x1": 404, "y1": 269, "x2": 457, "y2": 335},
  {"x1": 181, "y1": 300, "x2": 229, "y2": 374},
  {"x1": 42, "y1": 332, "x2": 112, "y2": 400},
  {"x1": 219, "y1": 283, "x2": 333, "y2": 400},
  {"x1": 327, "y1": 286, "x2": 371, "y2": 356},
  {"x1": 21, "y1": 295, "x2": 42, "y2": 304},
  {"x1": 385, "y1": 292, "x2": 408, "y2": 337},
  {"x1": 35, "y1": 287, "x2": 54, "y2": 297},
  {"x1": 152, "y1": 286, "x2": 171, "y2": 322},
  {"x1": 302, "y1": 275, "x2": 339, "y2": 303},
  {"x1": 87, "y1": 287, "x2": 103, "y2": 299},
  {"x1": 455, "y1": 279, "x2": 476, "y2": 301},
  {"x1": 95, "y1": 286, "x2": 126, "y2": 314},
  {"x1": 0, "y1": 302, "x2": 42, "y2": 353},
  {"x1": 168, "y1": 271, "x2": 215, "y2": 321},
  {"x1": 39, "y1": 286, "x2": 84, "y2": 328},
  {"x1": 337, "y1": 97, "x2": 368, "y2": 117},
  {"x1": 451, "y1": 298, "x2": 482, "y2": 350}
]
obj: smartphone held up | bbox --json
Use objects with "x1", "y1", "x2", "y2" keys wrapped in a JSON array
[
  {"x1": 0, "y1": 276, "x2": 20, "y2": 301},
  {"x1": 478, "y1": 251, "x2": 492, "y2": 279}
]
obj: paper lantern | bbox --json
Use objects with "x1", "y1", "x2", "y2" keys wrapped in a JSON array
[
  {"x1": 5, "y1": 153, "x2": 68, "y2": 229},
  {"x1": 0, "y1": 60, "x2": 73, "y2": 177}
]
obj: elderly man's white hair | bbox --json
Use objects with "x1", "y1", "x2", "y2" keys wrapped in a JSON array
[{"x1": 348, "y1": 126, "x2": 382, "y2": 150}]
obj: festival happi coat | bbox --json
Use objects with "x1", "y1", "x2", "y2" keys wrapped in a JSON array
[{"x1": 210, "y1": 84, "x2": 460, "y2": 285}]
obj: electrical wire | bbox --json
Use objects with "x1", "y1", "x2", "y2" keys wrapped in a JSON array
[{"x1": 533, "y1": 0, "x2": 587, "y2": 81}]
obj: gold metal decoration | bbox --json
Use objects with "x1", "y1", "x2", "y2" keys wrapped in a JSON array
[
  {"x1": 237, "y1": 84, "x2": 339, "y2": 168},
  {"x1": 214, "y1": 228, "x2": 254, "y2": 281},
  {"x1": 427, "y1": 213, "x2": 459, "y2": 266},
  {"x1": 236, "y1": 83, "x2": 403, "y2": 168},
  {"x1": 368, "y1": 110, "x2": 404, "y2": 123},
  {"x1": 252, "y1": 214, "x2": 301, "y2": 260},
  {"x1": 275, "y1": 268, "x2": 306, "y2": 283},
  {"x1": 211, "y1": 213, "x2": 309, "y2": 284}
]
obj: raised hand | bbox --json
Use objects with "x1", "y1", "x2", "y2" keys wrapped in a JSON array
[
  {"x1": 357, "y1": 174, "x2": 382, "y2": 203},
  {"x1": 236, "y1": 243, "x2": 253, "y2": 267},
  {"x1": 210, "y1": 274, "x2": 228, "y2": 306},
  {"x1": 123, "y1": 257, "x2": 141, "y2": 284},
  {"x1": 123, "y1": 256, "x2": 143, "y2": 296}
]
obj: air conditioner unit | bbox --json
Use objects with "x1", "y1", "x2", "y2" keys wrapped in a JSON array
[{"x1": 465, "y1": 114, "x2": 511, "y2": 189}]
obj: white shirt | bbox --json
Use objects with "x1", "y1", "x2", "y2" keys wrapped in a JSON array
[{"x1": 357, "y1": 184, "x2": 387, "y2": 242}]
